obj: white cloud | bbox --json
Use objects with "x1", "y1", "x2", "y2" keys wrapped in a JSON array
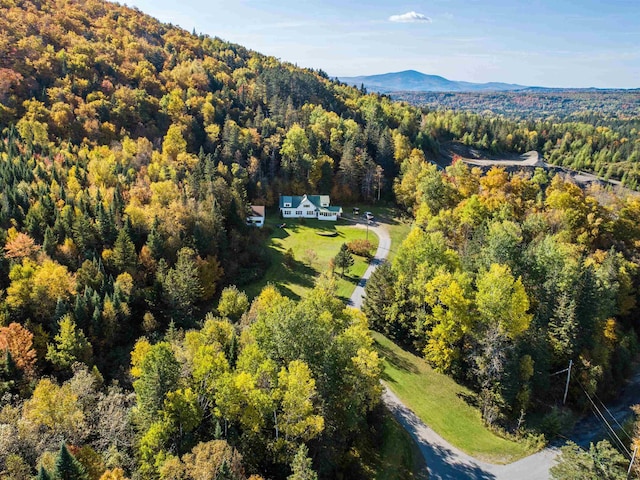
[{"x1": 389, "y1": 11, "x2": 432, "y2": 23}]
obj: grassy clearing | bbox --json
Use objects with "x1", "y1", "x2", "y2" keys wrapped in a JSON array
[
  {"x1": 244, "y1": 214, "x2": 378, "y2": 301},
  {"x1": 354, "y1": 407, "x2": 427, "y2": 480},
  {"x1": 373, "y1": 332, "x2": 536, "y2": 464}
]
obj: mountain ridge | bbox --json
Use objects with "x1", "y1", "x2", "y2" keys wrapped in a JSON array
[{"x1": 337, "y1": 70, "x2": 531, "y2": 93}]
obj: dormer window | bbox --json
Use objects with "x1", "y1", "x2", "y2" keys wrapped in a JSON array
[{"x1": 284, "y1": 202, "x2": 291, "y2": 207}]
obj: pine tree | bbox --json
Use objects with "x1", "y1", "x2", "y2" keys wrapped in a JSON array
[
  {"x1": 54, "y1": 298, "x2": 68, "y2": 322},
  {"x1": 333, "y1": 243, "x2": 354, "y2": 276},
  {"x1": 112, "y1": 228, "x2": 137, "y2": 274},
  {"x1": 0, "y1": 350, "x2": 16, "y2": 394},
  {"x1": 46, "y1": 315, "x2": 93, "y2": 370},
  {"x1": 43, "y1": 226, "x2": 58, "y2": 256},
  {"x1": 362, "y1": 261, "x2": 395, "y2": 334},
  {"x1": 52, "y1": 443, "x2": 88, "y2": 480},
  {"x1": 288, "y1": 444, "x2": 317, "y2": 480},
  {"x1": 36, "y1": 465, "x2": 52, "y2": 480},
  {"x1": 146, "y1": 217, "x2": 164, "y2": 260}
]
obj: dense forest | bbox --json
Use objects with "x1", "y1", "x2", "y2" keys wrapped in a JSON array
[
  {"x1": 0, "y1": 0, "x2": 640, "y2": 478},
  {"x1": 392, "y1": 90, "x2": 640, "y2": 119},
  {"x1": 365, "y1": 159, "x2": 640, "y2": 431},
  {"x1": 0, "y1": 0, "x2": 408, "y2": 477}
]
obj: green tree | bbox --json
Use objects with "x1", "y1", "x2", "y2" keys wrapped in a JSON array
[
  {"x1": 46, "y1": 315, "x2": 93, "y2": 370},
  {"x1": 288, "y1": 444, "x2": 317, "y2": 480},
  {"x1": 133, "y1": 342, "x2": 181, "y2": 427},
  {"x1": 362, "y1": 261, "x2": 395, "y2": 334},
  {"x1": 112, "y1": 228, "x2": 137, "y2": 274},
  {"x1": 37, "y1": 465, "x2": 53, "y2": 480},
  {"x1": 550, "y1": 440, "x2": 627, "y2": 480},
  {"x1": 217, "y1": 285, "x2": 249, "y2": 322},
  {"x1": 333, "y1": 243, "x2": 354, "y2": 276},
  {"x1": 161, "y1": 247, "x2": 203, "y2": 322},
  {"x1": 52, "y1": 443, "x2": 88, "y2": 480}
]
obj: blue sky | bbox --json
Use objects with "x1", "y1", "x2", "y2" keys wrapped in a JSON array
[{"x1": 124, "y1": 0, "x2": 640, "y2": 88}]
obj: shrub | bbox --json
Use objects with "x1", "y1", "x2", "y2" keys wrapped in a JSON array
[{"x1": 347, "y1": 239, "x2": 374, "y2": 258}]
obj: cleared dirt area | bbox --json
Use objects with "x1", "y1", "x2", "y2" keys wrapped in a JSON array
[{"x1": 436, "y1": 142, "x2": 626, "y2": 190}]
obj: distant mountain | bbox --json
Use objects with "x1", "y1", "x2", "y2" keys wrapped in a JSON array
[{"x1": 337, "y1": 70, "x2": 529, "y2": 93}]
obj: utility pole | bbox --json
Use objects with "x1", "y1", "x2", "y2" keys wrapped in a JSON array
[
  {"x1": 628, "y1": 445, "x2": 638, "y2": 479},
  {"x1": 563, "y1": 359, "x2": 573, "y2": 405}
]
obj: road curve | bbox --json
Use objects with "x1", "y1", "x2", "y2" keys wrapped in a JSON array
[
  {"x1": 347, "y1": 221, "x2": 391, "y2": 310},
  {"x1": 347, "y1": 219, "x2": 559, "y2": 480}
]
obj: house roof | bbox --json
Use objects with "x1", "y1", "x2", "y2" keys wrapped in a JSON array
[
  {"x1": 249, "y1": 205, "x2": 265, "y2": 217},
  {"x1": 279, "y1": 194, "x2": 331, "y2": 209}
]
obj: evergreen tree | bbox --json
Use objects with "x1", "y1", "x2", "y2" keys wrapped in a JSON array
[
  {"x1": 160, "y1": 247, "x2": 202, "y2": 323},
  {"x1": 43, "y1": 226, "x2": 58, "y2": 257},
  {"x1": 36, "y1": 465, "x2": 52, "y2": 480},
  {"x1": 146, "y1": 217, "x2": 164, "y2": 260},
  {"x1": 112, "y1": 228, "x2": 137, "y2": 274},
  {"x1": 52, "y1": 443, "x2": 88, "y2": 480},
  {"x1": 288, "y1": 444, "x2": 317, "y2": 480},
  {"x1": 46, "y1": 314, "x2": 93, "y2": 370},
  {"x1": 0, "y1": 349, "x2": 17, "y2": 394},
  {"x1": 333, "y1": 243, "x2": 354, "y2": 276},
  {"x1": 362, "y1": 261, "x2": 395, "y2": 334}
]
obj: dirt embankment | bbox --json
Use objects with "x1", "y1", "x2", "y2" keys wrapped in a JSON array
[{"x1": 436, "y1": 142, "x2": 627, "y2": 191}]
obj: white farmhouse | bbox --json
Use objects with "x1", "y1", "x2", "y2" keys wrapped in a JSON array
[{"x1": 279, "y1": 194, "x2": 343, "y2": 221}]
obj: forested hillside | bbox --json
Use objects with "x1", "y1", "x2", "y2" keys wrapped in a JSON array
[
  {"x1": 418, "y1": 110, "x2": 640, "y2": 189},
  {"x1": 389, "y1": 91, "x2": 640, "y2": 190},
  {"x1": 0, "y1": 0, "x2": 412, "y2": 478},
  {"x1": 365, "y1": 160, "x2": 640, "y2": 431}
]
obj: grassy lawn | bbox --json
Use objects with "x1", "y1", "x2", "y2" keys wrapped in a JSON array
[
  {"x1": 244, "y1": 214, "x2": 378, "y2": 302},
  {"x1": 354, "y1": 407, "x2": 427, "y2": 480},
  {"x1": 373, "y1": 332, "x2": 536, "y2": 464}
]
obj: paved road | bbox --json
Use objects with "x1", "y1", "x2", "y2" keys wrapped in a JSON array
[
  {"x1": 347, "y1": 221, "x2": 391, "y2": 310},
  {"x1": 348, "y1": 218, "x2": 640, "y2": 479},
  {"x1": 347, "y1": 220, "x2": 559, "y2": 479}
]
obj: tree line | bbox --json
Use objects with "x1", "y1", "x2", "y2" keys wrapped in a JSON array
[{"x1": 365, "y1": 160, "x2": 640, "y2": 431}]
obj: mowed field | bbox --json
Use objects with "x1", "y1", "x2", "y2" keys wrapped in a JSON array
[
  {"x1": 244, "y1": 214, "x2": 379, "y2": 301},
  {"x1": 374, "y1": 332, "x2": 536, "y2": 464}
]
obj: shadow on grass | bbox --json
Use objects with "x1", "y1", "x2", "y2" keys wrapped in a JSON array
[
  {"x1": 386, "y1": 397, "x2": 499, "y2": 480},
  {"x1": 270, "y1": 226, "x2": 290, "y2": 240},
  {"x1": 244, "y1": 240, "x2": 318, "y2": 300},
  {"x1": 458, "y1": 391, "x2": 480, "y2": 409},
  {"x1": 376, "y1": 339, "x2": 419, "y2": 378}
]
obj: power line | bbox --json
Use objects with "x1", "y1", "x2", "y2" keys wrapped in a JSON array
[
  {"x1": 577, "y1": 378, "x2": 632, "y2": 459},
  {"x1": 591, "y1": 387, "x2": 635, "y2": 444}
]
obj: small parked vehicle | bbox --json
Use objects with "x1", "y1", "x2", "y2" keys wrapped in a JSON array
[{"x1": 364, "y1": 211, "x2": 374, "y2": 221}]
